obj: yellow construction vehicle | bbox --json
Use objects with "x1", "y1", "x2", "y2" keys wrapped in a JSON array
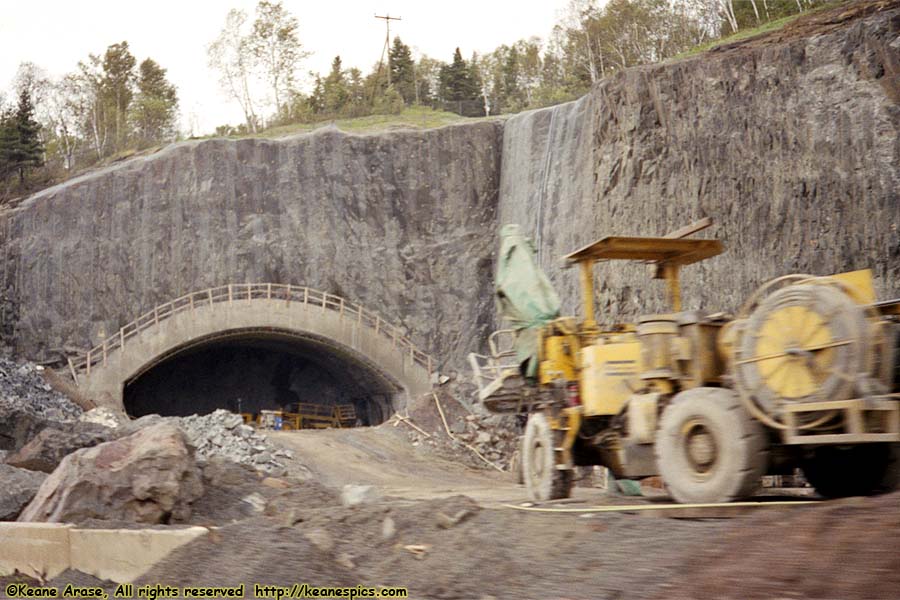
[
  {"x1": 245, "y1": 403, "x2": 359, "y2": 430},
  {"x1": 470, "y1": 224, "x2": 900, "y2": 503}
]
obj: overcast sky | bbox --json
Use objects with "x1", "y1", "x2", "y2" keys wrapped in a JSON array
[{"x1": 0, "y1": 1, "x2": 569, "y2": 134}]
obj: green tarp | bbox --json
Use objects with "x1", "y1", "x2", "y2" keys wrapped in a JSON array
[{"x1": 495, "y1": 224, "x2": 561, "y2": 378}]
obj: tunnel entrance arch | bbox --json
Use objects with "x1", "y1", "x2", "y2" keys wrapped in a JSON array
[
  {"x1": 69, "y1": 284, "x2": 434, "y2": 417},
  {"x1": 123, "y1": 328, "x2": 403, "y2": 424}
]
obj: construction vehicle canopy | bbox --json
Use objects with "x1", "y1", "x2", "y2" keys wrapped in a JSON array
[
  {"x1": 563, "y1": 236, "x2": 723, "y2": 264},
  {"x1": 564, "y1": 236, "x2": 724, "y2": 317}
]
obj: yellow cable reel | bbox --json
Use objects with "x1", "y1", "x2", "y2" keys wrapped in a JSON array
[{"x1": 732, "y1": 278, "x2": 874, "y2": 426}]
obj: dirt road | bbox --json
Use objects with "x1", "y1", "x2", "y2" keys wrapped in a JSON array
[
  {"x1": 137, "y1": 424, "x2": 899, "y2": 600},
  {"x1": 14, "y1": 421, "x2": 894, "y2": 599},
  {"x1": 270, "y1": 426, "x2": 608, "y2": 506}
]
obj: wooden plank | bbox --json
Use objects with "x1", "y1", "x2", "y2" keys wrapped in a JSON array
[
  {"x1": 564, "y1": 237, "x2": 723, "y2": 265},
  {"x1": 663, "y1": 217, "x2": 713, "y2": 239}
]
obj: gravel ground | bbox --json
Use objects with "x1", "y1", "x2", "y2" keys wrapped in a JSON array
[
  {"x1": 138, "y1": 495, "x2": 729, "y2": 600},
  {"x1": 659, "y1": 491, "x2": 900, "y2": 600}
]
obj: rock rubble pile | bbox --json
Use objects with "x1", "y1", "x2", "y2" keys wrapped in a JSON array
[
  {"x1": 142, "y1": 410, "x2": 294, "y2": 475},
  {"x1": 403, "y1": 392, "x2": 522, "y2": 472},
  {"x1": 447, "y1": 413, "x2": 521, "y2": 470},
  {"x1": 0, "y1": 357, "x2": 81, "y2": 422}
]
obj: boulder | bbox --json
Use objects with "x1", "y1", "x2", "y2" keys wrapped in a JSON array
[
  {"x1": 18, "y1": 423, "x2": 203, "y2": 524},
  {"x1": 80, "y1": 407, "x2": 128, "y2": 429},
  {"x1": 0, "y1": 464, "x2": 47, "y2": 520},
  {"x1": 5, "y1": 426, "x2": 110, "y2": 473},
  {"x1": 341, "y1": 484, "x2": 380, "y2": 507},
  {"x1": 0, "y1": 400, "x2": 54, "y2": 451},
  {"x1": 118, "y1": 414, "x2": 170, "y2": 436}
]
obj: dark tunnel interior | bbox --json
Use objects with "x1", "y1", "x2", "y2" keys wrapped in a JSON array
[{"x1": 123, "y1": 333, "x2": 401, "y2": 426}]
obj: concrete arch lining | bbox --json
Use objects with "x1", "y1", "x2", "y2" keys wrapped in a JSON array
[
  {"x1": 74, "y1": 285, "x2": 433, "y2": 412},
  {"x1": 123, "y1": 327, "x2": 405, "y2": 393}
]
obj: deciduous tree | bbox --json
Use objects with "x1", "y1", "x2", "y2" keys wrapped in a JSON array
[
  {"x1": 46, "y1": 74, "x2": 84, "y2": 169},
  {"x1": 101, "y1": 42, "x2": 137, "y2": 151},
  {"x1": 77, "y1": 55, "x2": 109, "y2": 159},
  {"x1": 209, "y1": 9, "x2": 260, "y2": 132},
  {"x1": 248, "y1": 1, "x2": 309, "y2": 115}
]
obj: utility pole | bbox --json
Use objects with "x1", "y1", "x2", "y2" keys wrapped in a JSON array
[{"x1": 375, "y1": 13, "x2": 402, "y2": 85}]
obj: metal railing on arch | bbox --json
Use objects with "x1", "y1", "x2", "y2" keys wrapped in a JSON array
[{"x1": 68, "y1": 283, "x2": 433, "y2": 383}]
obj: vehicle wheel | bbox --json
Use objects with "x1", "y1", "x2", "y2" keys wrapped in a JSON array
[
  {"x1": 522, "y1": 412, "x2": 573, "y2": 501},
  {"x1": 656, "y1": 387, "x2": 768, "y2": 504},
  {"x1": 802, "y1": 443, "x2": 896, "y2": 498}
]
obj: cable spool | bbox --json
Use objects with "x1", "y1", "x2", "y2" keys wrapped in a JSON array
[{"x1": 732, "y1": 279, "x2": 874, "y2": 428}]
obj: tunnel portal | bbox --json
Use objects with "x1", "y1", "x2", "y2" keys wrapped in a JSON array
[
  {"x1": 70, "y1": 284, "x2": 434, "y2": 414},
  {"x1": 123, "y1": 331, "x2": 401, "y2": 425}
]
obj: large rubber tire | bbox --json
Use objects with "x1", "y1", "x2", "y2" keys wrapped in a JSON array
[
  {"x1": 522, "y1": 412, "x2": 573, "y2": 501},
  {"x1": 656, "y1": 388, "x2": 768, "y2": 504},
  {"x1": 802, "y1": 443, "x2": 897, "y2": 498}
]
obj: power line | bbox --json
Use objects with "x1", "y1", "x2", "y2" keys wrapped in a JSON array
[{"x1": 374, "y1": 13, "x2": 402, "y2": 85}]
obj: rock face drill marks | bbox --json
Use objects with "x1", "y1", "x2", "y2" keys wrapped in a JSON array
[
  {"x1": 1, "y1": 7, "x2": 899, "y2": 373},
  {"x1": 1, "y1": 123, "x2": 503, "y2": 369}
]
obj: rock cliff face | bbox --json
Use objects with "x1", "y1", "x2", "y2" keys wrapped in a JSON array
[
  {"x1": 500, "y1": 4, "x2": 900, "y2": 320},
  {"x1": 1, "y1": 3, "x2": 898, "y2": 370},
  {"x1": 0, "y1": 123, "x2": 503, "y2": 368}
]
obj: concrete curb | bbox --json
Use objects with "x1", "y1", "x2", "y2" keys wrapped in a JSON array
[{"x1": 0, "y1": 523, "x2": 208, "y2": 582}]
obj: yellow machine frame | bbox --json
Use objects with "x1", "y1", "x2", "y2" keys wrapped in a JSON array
[
  {"x1": 243, "y1": 403, "x2": 358, "y2": 430},
  {"x1": 556, "y1": 236, "x2": 724, "y2": 417},
  {"x1": 477, "y1": 221, "x2": 900, "y2": 503}
]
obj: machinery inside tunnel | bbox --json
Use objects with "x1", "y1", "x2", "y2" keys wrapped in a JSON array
[{"x1": 123, "y1": 332, "x2": 402, "y2": 426}]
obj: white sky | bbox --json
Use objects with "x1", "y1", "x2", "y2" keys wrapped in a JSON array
[{"x1": 0, "y1": 1, "x2": 569, "y2": 135}]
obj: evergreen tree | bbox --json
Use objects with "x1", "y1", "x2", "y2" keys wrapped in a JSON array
[
  {"x1": 373, "y1": 85, "x2": 404, "y2": 115},
  {"x1": 322, "y1": 56, "x2": 349, "y2": 113},
  {"x1": 131, "y1": 58, "x2": 179, "y2": 146},
  {"x1": 468, "y1": 51, "x2": 487, "y2": 115},
  {"x1": 345, "y1": 68, "x2": 367, "y2": 116},
  {"x1": 388, "y1": 37, "x2": 416, "y2": 105},
  {"x1": 0, "y1": 89, "x2": 44, "y2": 185},
  {"x1": 0, "y1": 109, "x2": 17, "y2": 182},
  {"x1": 468, "y1": 52, "x2": 484, "y2": 93},
  {"x1": 438, "y1": 48, "x2": 481, "y2": 112},
  {"x1": 307, "y1": 75, "x2": 325, "y2": 113}
]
